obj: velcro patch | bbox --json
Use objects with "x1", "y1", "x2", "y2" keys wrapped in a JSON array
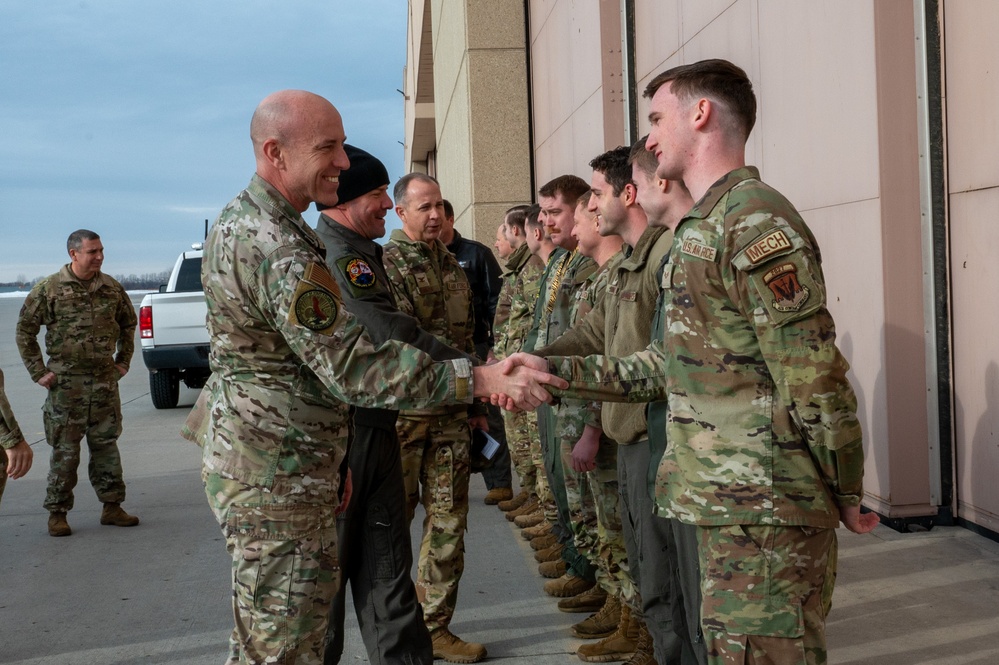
[
  {"x1": 344, "y1": 258, "x2": 376, "y2": 288},
  {"x1": 293, "y1": 288, "x2": 339, "y2": 332},
  {"x1": 763, "y1": 262, "x2": 809, "y2": 312},
  {"x1": 744, "y1": 229, "x2": 792, "y2": 265},
  {"x1": 620, "y1": 290, "x2": 637, "y2": 302},
  {"x1": 680, "y1": 238, "x2": 718, "y2": 262},
  {"x1": 303, "y1": 262, "x2": 341, "y2": 297}
]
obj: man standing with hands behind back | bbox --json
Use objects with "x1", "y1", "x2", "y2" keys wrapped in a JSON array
[{"x1": 16, "y1": 229, "x2": 139, "y2": 537}]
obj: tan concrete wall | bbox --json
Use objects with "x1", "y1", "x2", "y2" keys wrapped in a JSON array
[
  {"x1": 426, "y1": 0, "x2": 532, "y2": 245},
  {"x1": 944, "y1": 0, "x2": 999, "y2": 532},
  {"x1": 628, "y1": 0, "x2": 934, "y2": 515}
]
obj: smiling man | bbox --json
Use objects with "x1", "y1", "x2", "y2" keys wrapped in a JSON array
[
  {"x1": 188, "y1": 91, "x2": 565, "y2": 665},
  {"x1": 16, "y1": 229, "x2": 139, "y2": 537}
]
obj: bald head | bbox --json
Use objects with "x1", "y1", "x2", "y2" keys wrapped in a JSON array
[{"x1": 250, "y1": 90, "x2": 350, "y2": 212}]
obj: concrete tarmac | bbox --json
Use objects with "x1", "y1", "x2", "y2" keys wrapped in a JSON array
[{"x1": 2, "y1": 295, "x2": 999, "y2": 664}]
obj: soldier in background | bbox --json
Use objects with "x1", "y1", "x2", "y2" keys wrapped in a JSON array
[
  {"x1": 1, "y1": 368, "x2": 34, "y2": 506},
  {"x1": 382, "y1": 174, "x2": 487, "y2": 663},
  {"x1": 186, "y1": 90, "x2": 562, "y2": 665},
  {"x1": 440, "y1": 199, "x2": 514, "y2": 506},
  {"x1": 490, "y1": 205, "x2": 545, "y2": 514},
  {"x1": 16, "y1": 229, "x2": 139, "y2": 537}
]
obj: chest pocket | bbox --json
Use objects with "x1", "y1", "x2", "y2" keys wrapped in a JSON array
[{"x1": 731, "y1": 218, "x2": 825, "y2": 326}]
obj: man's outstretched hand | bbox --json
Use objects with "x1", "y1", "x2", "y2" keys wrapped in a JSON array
[{"x1": 473, "y1": 353, "x2": 567, "y2": 412}]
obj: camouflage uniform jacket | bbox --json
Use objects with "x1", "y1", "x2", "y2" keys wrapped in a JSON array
[
  {"x1": 523, "y1": 248, "x2": 597, "y2": 353},
  {"x1": 16, "y1": 265, "x2": 136, "y2": 381},
  {"x1": 537, "y1": 226, "x2": 673, "y2": 445},
  {"x1": 382, "y1": 228, "x2": 482, "y2": 418},
  {"x1": 0, "y1": 369, "x2": 24, "y2": 450},
  {"x1": 557, "y1": 254, "x2": 622, "y2": 436},
  {"x1": 314, "y1": 214, "x2": 471, "y2": 425},
  {"x1": 493, "y1": 243, "x2": 544, "y2": 360},
  {"x1": 548, "y1": 167, "x2": 865, "y2": 528},
  {"x1": 190, "y1": 175, "x2": 472, "y2": 501}
]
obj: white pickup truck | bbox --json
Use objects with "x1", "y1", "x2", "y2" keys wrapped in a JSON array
[{"x1": 138, "y1": 245, "x2": 211, "y2": 408}]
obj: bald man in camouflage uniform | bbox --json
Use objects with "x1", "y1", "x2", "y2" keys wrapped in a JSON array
[
  {"x1": 183, "y1": 90, "x2": 561, "y2": 665},
  {"x1": 381, "y1": 172, "x2": 487, "y2": 663},
  {"x1": 532, "y1": 60, "x2": 878, "y2": 665},
  {"x1": 16, "y1": 229, "x2": 139, "y2": 537}
]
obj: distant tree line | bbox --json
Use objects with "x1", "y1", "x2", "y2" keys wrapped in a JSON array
[{"x1": 1, "y1": 269, "x2": 172, "y2": 291}]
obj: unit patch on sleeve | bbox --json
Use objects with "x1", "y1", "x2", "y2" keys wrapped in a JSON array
[
  {"x1": 763, "y1": 262, "x2": 809, "y2": 312},
  {"x1": 293, "y1": 288, "x2": 339, "y2": 331},
  {"x1": 345, "y1": 258, "x2": 376, "y2": 288}
]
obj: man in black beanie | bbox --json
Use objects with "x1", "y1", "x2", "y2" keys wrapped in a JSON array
[{"x1": 316, "y1": 145, "x2": 477, "y2": 665}]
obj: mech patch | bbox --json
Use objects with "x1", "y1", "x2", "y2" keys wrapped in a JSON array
[
  {"x1": 743, "y1": 229, "x2": 792, "y2": 265},
  {"x1": 293, "y1": 288, "x2": 339, "y2": 331},
  {"x1": 345, "y1": 258, "x2": 376, "y2": 288},
  {"x1": 763, "y1": 262, "x2": 809, "y2": 312},
  {"x1": 680, "y1": 238, "x2": 718, "y2": 262}
]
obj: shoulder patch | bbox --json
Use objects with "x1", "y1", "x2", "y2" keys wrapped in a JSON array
[
  {"x1": 743, "y1": 229, "x2": 792, "y2": 265},
  {"x1": 293, "y1": 288, "x2": 339, "y2": 332},
  {"x1": 303, "y1": 262, "x2": 341, "y2": 297},
  {"x1": 344, "y1": 258, "x2": 376, "y2": 288},
  {"x1": 762, "y1": 262, "x2": 809, "y2": 312}
]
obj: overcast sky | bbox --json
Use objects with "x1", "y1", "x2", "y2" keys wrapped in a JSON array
[{"x1": 0, "y1": 0, "x2": 408, "y2": 283}]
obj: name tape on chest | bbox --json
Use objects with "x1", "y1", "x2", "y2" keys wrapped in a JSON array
[{"x1": 680, "y1": 238, "x2": 718, "y2": 262}]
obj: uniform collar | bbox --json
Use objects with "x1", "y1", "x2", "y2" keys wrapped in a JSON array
[
  {"x1": 248, "y1": 173, "x2": 325, "y2": 256},
  {"x1": 680, "y1": 166, "x2": 761, "y2": 228},
  {"x1": 503, "y1": 243, "x2": 532, "y2": 273},
  {"x1": 57, "y1": 264, "x2": 115, "y2": 289},
  {"x1": 618, "y1": 225, "x2": 668, "y2": 273}
]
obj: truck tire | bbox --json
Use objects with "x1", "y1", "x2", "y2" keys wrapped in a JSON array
[{"x1": 150, "y1": 370, "x2": 180, "y2": 409}]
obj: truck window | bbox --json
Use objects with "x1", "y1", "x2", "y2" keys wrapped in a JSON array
[{"x1": 174, "y1": 257, "x2": 204, "y2": 293}]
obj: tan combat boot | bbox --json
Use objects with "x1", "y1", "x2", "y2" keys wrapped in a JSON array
[
  {"x1": 571, "y1": 595, "x2": 621, "y2": 638},
  {"x1": 505, "y1": 495, "x2": 539, "y2": 522},
  {"x1": 543, "y1": 571, "x2": 592, "y2": 596},
  {"x1": 530, "y1": 532, "x2": 559, "y2": 551},
  {"x1": 538, "y1": 559, "x2": 568, "y2": 579},
  {"x1": 48, "y1": 512, "x2": 72, "y2": 537},
  {"x1": 430, "y1": 627, "x2": 487, "y2": 663},
  {"x1": 100, "y1": 503, "x2": 140, "y2": 527},
  {"x1": 498, "y1": 489, "x2": 530, "y2": 511},
  {"x1": 557, "y1": 584, "x2": 608, "y2": 613},
  {"x1": 514, "y1": 509, "x2": 545, "y2": 529},
  {"x1": 623, "y1": 619, "x2": 656, "y2": 665},
  {"x1": 575, "y1": 605, "x2": 637, "y2": 663},
  {"x1": 521, "y1": 520, "x2": 552, "y2": 541},
  {"x1": 534, "y1": 542, "x2": 564, "y2": 563},
  {"x1": 484, "y1": 487, "x2": 513, "y2": 505}
]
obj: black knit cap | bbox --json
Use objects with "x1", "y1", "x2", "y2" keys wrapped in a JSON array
[{"x1": 316, "y1": 144, "x2": 390, "y2": 211}]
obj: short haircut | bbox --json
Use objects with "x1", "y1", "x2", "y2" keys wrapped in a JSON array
[
  {"x1": 589, "y1": 146, "x2": 633, "y2": 196},
  {"x1": 394, "y1": 172, "x2": 439, "y2": 208},
  {"x1": 504, "y1": 204, "x2": 531, "y2": 231},
  {"x1": 576, "y1": 192, "x2": 591, "y2": 207},
  {"x1": 538, "y1": 174, "x2": 590, "y2": 206},
  {"x1": 68, "y1": 229, "x2": 100, "y2": 253},
  {"x1": 643, "y1": 58, "x2": 757, "y2": 140},
  {"x1": 524, "y1": 203, "x2": 543, "y2": 230},
  {"x1": 628, "y1": 135, "x2": 658, "y2": 178},
  {"x1": 443, "y1": 199, "x2": 454, "y2": 219}
]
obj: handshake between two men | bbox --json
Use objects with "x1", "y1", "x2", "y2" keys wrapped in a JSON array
[{"x1": 472, "y1": 352, "x2": 561, "y2": 412}]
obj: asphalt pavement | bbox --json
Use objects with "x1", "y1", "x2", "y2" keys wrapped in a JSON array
[{"x1": 2, "y1": 294, "x2": 999, "y2": 665}]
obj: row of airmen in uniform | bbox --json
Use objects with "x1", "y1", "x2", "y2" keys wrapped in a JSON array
[{"x1": 4, "y1": 57, "x2": 875, "y2": 665}]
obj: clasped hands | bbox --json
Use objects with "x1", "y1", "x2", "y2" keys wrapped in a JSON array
[{"x1": 472, "y1": 352, "x2": 565, "y2": 412}]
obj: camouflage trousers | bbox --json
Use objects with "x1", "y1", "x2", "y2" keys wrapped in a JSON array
[
  {"x1": 204, "y1": 472, "x2": 340, "y2": 665},
  {"x1": 397, "y1": 412, "x2": 471, "y2": 632},
  {"x1": 698, "y1": 524, "x2": 838, "y2": 665},
  {"x1": 560, "y1": 437, "x2": 632, "y2": 601},
  {"x1": 42, "y1": 372, "x2": 126, "y2": 513},
  {"x1": 502, "y1": 407, "x2": 537, "y2": 494}
]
